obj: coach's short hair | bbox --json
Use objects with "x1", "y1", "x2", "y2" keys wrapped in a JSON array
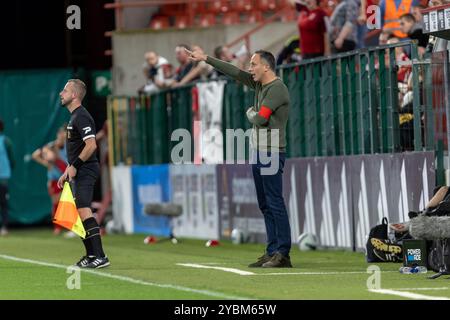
[
  {"x1": 255, "y1": 50, "x2": 276, "y2": 72},
  {"x1": 68, "y1": 79, "x2": 87, "y2": 101}
]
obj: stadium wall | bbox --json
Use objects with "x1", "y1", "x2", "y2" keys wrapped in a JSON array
[{"x1": 111, "y1": 152, "x2": 435, "y2": 250}]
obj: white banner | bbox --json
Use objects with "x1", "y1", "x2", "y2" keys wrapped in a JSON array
[
  {"x1": 111, "y1": 166, "x2": 134, "y2": 234},
  {"x1": 197, "y1": 81, "x2": 226, "y2": 164},
  {"x1": 170, "y1": 164, "x2": 220, "y2": 239}
]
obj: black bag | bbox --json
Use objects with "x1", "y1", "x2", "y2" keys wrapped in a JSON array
[
  {"x1": 424, "y1": 186, "x2": 450, "y2": 217},
  {"x1": 366, "y1": 218, "x2": 389, "y2": 262},
  {"x1": 428, "y1": 239, "x2": 450, "y2": 274}
]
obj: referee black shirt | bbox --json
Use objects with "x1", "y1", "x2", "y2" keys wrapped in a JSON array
[{"x1": 66, "y1": 105, "x2": 97, "y2": 164}]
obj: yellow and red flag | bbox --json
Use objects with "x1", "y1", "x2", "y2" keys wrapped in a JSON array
[{"x1": 53, "y1": 182, "x2": 86, "y2": 238}]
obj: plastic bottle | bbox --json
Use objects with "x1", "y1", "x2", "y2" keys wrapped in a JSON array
[{"x1": 399, "y1": 266, "x2": 428, "y2": 274}]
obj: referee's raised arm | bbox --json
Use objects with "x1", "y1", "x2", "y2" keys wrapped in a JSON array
[{"x1": 185, "y1": 48, "x2": 256, "y2": 89}]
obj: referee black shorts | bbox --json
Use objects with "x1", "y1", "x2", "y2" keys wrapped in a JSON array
[{"x1": 71, "y1": 162, "x2": 100, "y2": 209}]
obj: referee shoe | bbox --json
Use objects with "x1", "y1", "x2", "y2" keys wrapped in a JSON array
[
  {"x1": 75, "y1": 255, "x2": 95, "y2": 268},
  {"x1": 86, "y1": 256, "x2": 110, "y2": 269}
]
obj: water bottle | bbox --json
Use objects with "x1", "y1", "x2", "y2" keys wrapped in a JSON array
[{"x1": 399, "y1": 266, "x2": 428, "y2": 274}]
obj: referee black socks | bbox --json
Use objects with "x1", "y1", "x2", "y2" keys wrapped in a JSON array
[{"x1": 82, "y1": 217, "x2": 105, "y2": 258}]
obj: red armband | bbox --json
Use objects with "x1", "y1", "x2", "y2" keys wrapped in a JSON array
[{"x1": 258, "y1": 105, "x2": 273, "y2": 120}]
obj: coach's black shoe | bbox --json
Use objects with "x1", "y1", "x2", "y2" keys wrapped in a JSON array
[
  {"x1": 75, "y1": 255, "x2": 95, "y2": 268},
  {"x1": 248, "y1": 254, "x2": 272, "y2": 268},
  {"x1": 86, "y1": 256, "x2": 110, "y2": 269},
  {"x1": 262, "y1": 252, "x2": 292, "y2": 268}
]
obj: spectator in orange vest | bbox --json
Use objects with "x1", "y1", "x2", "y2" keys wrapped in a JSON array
[{"x1": 379, "y1": 0, "x2": 418, "y2": 38}]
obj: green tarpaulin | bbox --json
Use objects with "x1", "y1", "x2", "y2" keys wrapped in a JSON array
[{"x1": 0, "y1": 69, "x2": 73, "y2": 224}]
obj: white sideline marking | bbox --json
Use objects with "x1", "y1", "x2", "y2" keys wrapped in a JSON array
[
  {"x1": 369, "y1": 289, "x2": 450, "y2": 300},
  {"x1": 177, "y1": 263, "x2": 398, "y2": 276},
  {"x1": 258, "y1": 271, "x2": 387, "y2": 275},
  {"x1": 0, "y1": 254, "x2": 249, "y2": 300},
  {"x1": 391, "y1": 287, "x2": 450, "y2": 291},
  {"x1": 177, "y1": 263, "x2": 255, "y2": 275}
]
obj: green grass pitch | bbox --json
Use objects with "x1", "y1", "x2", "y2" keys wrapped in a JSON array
[{"x1": 0, "y1": 229, "x2": 449, "y2": 300}]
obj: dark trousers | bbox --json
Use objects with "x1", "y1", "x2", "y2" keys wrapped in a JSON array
[
  {"x1": 302, "y1": 53, "x2": 323, "y2": 60},
  {"x1": 251, "y1": 151, "x2": 291, "y2": 257},
  {"x1": 332, "y1": 39, "x2": 356, "y2": 54},
  {"x1": 0, "y1": 182, "x2": 8, "y2": 228}
]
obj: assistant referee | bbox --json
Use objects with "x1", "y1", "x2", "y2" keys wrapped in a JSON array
[{"x1": 58, "y1": 79, "x2": 109, "y2": 269}]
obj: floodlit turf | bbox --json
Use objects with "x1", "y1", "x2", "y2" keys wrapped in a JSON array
[{"x1": 0, "y1": 229, "x2": 449, "y2": 300}]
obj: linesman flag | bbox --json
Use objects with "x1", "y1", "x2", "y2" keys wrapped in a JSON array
[{"x1": 53, "y1": 182, "x2": 86, "y2": 238}]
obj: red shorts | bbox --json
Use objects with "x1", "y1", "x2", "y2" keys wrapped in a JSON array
[{"x1": 48, "y1": 180, "x2": 60, "y2": 196}]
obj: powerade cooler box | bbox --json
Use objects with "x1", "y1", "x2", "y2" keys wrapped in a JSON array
[{"x1": 402, "y1": 239, "x2": 427, "y2": 267}]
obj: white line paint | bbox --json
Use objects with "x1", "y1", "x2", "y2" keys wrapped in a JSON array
[
  {"x1": 254, "y1": 271, "x2": 398, "y2": 276},
  {"x1": 177, "y1": 263, "x2": 398, "y2": 276},
  {"x1": 0, "y1": 254, "x2": 249, "y2": 300},
  {"x1": 177, "y1": 263, "x2": 255, "y2": 275},
  {"x1": 390, "y1": 287, "x2": 450, "y2": 291},
  {"x1": 369, "y1": 289, "x2": 450, "y2": 300},
  {"x1": 258, "y1": 271, "x2": 387, "y2": 276}
]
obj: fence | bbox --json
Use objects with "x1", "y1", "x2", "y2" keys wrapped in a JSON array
[{"x1": 108, "y1": 41, "x2": 447, "y2": 181}]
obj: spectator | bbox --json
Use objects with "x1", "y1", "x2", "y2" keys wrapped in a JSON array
[
  {"x1": 400, "y1": 13, "x2": 429, "y2": 51},
  {"x1": 411, "y1": 4, "x2": 426, "y2": 26},
  {"x1": 379, "y1": 29, "x2": 392, "y2": 45},
  {"x1": 276, "y1": 35, "x2": 301, "y2": 65},
  {"x1": 379, "y1": 0, "x2": 418, "y2": 39},
  {"x1": 211, "y1": 45, "x2": 234, "y2": 79},
  {"x1": 399, "y1": 84, "x2": 414, "y2": 151},
  {"x1": 32, "y1": 125, "x2": 68, "y2": 235},
  {"x1": 386, "y1": 37, "x2": 411, "y2": 84},
  {"x1": 356, "y1": 0, "x2": 380, "y2": 48},
  {"x1": 0, "y1": 119, "x2": 14, "y2": 236},
  {"x1": 170, "y1": 44, "x2": 196, "y2": 86},
  {"x1": 214, "y1": 45, "x2": 235, "y2": 63},
  {"x1": 329, "y1": 0, "x2": 359, "y2": 53},
  {"x1": 211, "y1": 45, "x2": 250, "y2": 78},
  {"x1": 295, "y1": 0, "x2": 330, "y2": 59},
  {"x1": 139, "y1": 51, "x2": 173, "y2": 94},
  {"x1": 171, "y1": 45, "x2": 213, "y2": 87}
]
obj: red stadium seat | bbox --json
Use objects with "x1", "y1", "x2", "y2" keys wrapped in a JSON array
[
  {"x1": 222, "y1": 12, "x2": 240, "y2": 25},
  {"x1": 160, "y1": 4, "x2": 184, "y2": 15},
  {"x1": 277, "y1": 0, "x2": 292, "y2": 8},
  {"x1": 257, "y1": 0, "x2": 277, "y2": 11},
  {"x1": 245, "y1": 11, "x2": 264, "y2": 23},
  {"x1": 231, "y1": 0, "x2": 253, "y2": 12},
  {"x1": 149, "y1": 16, "x2": 170, "y2": 30},
  {"x1": 208, "y1": 0, "x2": 230, "y2": 14},
  {"x1": 198, "y1": 14, "x2": 216, "y2": 27},
  {"x1": 189, "y1": 2, "x2": 207, "y2": 14},
  {"x1": 174, "y1": 15, "x2": 190, "y2": 29}
]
